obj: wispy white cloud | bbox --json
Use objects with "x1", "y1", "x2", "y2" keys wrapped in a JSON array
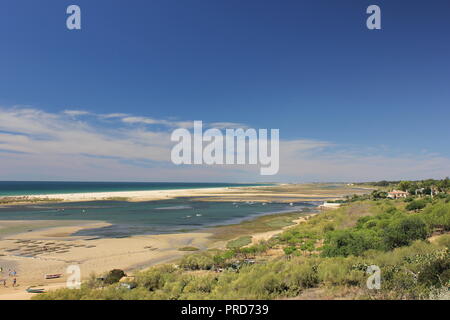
[
  {"x1": 0, "y1": 106, "x2": 449, "y2": 182},
  {"x1": 63, "y1": 110, "x2": 91, "y2": 117},
  {"x1": 99, "y1": 113, "x2": 129, "y2": 119}
]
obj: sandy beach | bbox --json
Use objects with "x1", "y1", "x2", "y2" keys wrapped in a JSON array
[
  {"x1": 0, "y1": 183, "x2": 369, "y2": 204},
  {"x1": 0, "y1": 221, "x2": 212, "y2": 300}
]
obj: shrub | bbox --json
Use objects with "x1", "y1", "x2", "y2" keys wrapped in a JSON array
[
  {"x1": 382, "y1": 216, "x2": 428, "y2": 250},
  {"x1": 322, "y1": 229, "x2": 381, "y2": 257},
  {"x1": 136, "y1": 265, "x2": 177, "y2": 291},
  {"x1": 183, "y1": 274, "x2": 218, "y2": 295},
  {"x1": 417, "y1": 257, "x2": 450, "y2": 287},
  {"x1": 179, "y1": 252, "x2": 215, "y2": 270},
  {"x1": 317, "y1": 257, "x2": 365, "y2": 286},
  {"x1": 284, "y1": 260, "x2": 319, "y2": 290},
  {"x1": 406, "y1": 200, "x2": 427, "y2": 211},
  {"x1": 104, "y1": 269, "x2": 126, "y2": 285}
]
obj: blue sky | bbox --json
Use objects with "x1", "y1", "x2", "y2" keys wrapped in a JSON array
[{"x1": 0, "y1": 0, "x2": 449, "y2": 182}]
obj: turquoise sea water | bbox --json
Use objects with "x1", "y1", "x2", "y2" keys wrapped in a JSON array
[
  {"x1": 0, "y1": 181, "x2": 267, "y2": 196},
  {"x1": 0, "y1": 199, "x2": 318, "y2": 237}
]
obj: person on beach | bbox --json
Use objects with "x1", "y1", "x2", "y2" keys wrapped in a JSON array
[{"x1": 12, "y1": 278, "x2": 16, "y2": 287}]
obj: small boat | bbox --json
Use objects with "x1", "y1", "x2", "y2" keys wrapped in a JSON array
[
  {"x1": 26, "y1": 287, "x2": 46, "y2": 294},
  {"x1": 45, "y1": 273, "x2": 62, "y2": 279}
]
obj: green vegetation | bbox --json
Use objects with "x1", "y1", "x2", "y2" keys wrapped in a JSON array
[
  {"x1": 104, "y1": 269, "x2": 126, "y2": 285},
  {"x1": 208, "y1": 211, "x2": 305, "y2": 242},
  {"x1": 0, "y1": 196, "x2": 60, "y2": 204},
  {"x1": 34, "y1": 180, "x2": 450, "y2": 300},
  {"x1": 178, "y1": 246, "x2": 200, "y2": 252},
  {"x1": 104, "y1": 197, "x2": 130, "y2": 201},
  {"x1": 226, "y1": 236, "x2": 252, "y2": 249},
  {"x1": 356, "y1": 178, "x2": 450, "y2": 194},
  {"x1": 405, "y1": 199, "x2": 428, "y2": 211}
]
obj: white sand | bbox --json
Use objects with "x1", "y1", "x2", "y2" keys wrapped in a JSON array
[{"x1": 12, "y1": 187, "x2": 249, "y2": 202}]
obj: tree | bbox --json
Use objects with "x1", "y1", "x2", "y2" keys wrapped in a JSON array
[
  {"x1": 283, "y1": 246, "x2": 297, "y2": 256},
  {"x1": 371, "y1": 190, "x2": 387, "y2": 200},
  {"x1": 398, "y1": 181, "x2": 412, "y2": 192},
  {"x1": 437, "y1": 177, "x2": 450, "y2": 192}
]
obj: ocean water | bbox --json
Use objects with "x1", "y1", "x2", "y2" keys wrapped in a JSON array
[
  {"x1": 0, "y1": 181, "x2": 266, "y2": 197},
  {"x1": 0, "y1": 199, "x2": 318, "y2": 237}
]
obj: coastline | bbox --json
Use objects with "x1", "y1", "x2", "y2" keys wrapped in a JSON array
[{"x1": 0, "y1": 186, "x2": 266, "y2": 205}]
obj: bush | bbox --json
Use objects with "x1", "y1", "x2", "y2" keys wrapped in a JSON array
[
  {"x1": 417, "y1": 257, "x2": 450, "y2": 287},
  {"x1": 382, "y1": 216, "x2": 428, "y2": 250},
  {"x1": 284, "y1": 260, "x2": 319, "y2": 290},
  {"x1": 317, "y1": 257, "x2": 365, "y2": 286},
  {"x1": 179, "y1": 252, "x2": 215, "y2": 270},
  {"x1": 322, "y1": 229, "x2": 381, "y2": 257},
  {"x1": 104, "y1": 269, "x2": 126, "y2": 285},
  {"x1": 136, "y1": 265, "x2": 177, "y2": 291},
  {"x1": 183, "y1": 274, "x2": 218, "y2": 295},
  {"x1": 406, "y1": 200, "x2": 427, "y2": 211}
]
